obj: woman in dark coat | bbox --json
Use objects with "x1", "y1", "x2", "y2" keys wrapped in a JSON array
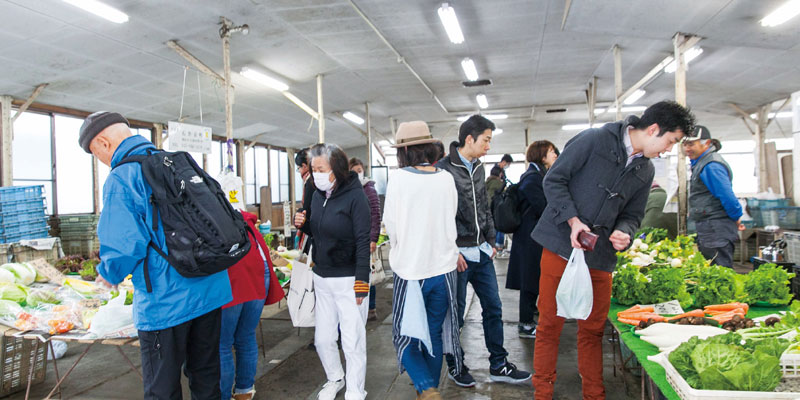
[{"x1": 506, "y1": 141, "x2": 559, "y2": 338}]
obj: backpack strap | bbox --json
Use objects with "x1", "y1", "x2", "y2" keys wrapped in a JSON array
[{"x1": 141, "y1": 241, "x2": 170, "y2": 293}]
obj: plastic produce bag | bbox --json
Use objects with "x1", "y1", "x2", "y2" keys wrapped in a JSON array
[
  {"x1": 555, "y1": 248, "x2": 593, "y2": 320},
  {"x1": 88, "y1": 289, "x2": 134, "y2": 338},
  {"x1": 217, "y1": 170, "x2": 244, "y2": 211},
  {"x1": 287, "y1": 247, "x2": 315, "y2": 327}
]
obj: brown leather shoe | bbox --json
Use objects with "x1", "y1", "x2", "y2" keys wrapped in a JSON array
[
  {"x1": 419, "y1": 388, "x2": 442, "y2": 400},
  {"x1": 232, "y1": 390, "x2": 255, "y2": 400}
]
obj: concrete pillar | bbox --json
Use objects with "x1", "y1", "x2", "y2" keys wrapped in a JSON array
[
  {"x1": 755, "y1": 105, "x2": 770, "y2": 192},
  {"x1": 317, "y1": 74, "x2": 325, "y2": 144},
  {"x1": 792, "y1": 92, "x2": 800, "y2": 204},
  {"x1": 613, "y1": 45, "x2": 623, "y2": 121},
  {"x1": 0, "y1": 95, "x2": 12, "y2": 186},
  {"x1": 365, "y1": 102, "x2": 371, "y2": 176}
]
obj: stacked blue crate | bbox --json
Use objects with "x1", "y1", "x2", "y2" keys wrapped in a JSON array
[{"x1": 0, "y1": 186, "x2": 49, "y2": 243}]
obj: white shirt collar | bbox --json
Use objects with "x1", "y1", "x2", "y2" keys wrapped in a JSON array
[{"x1": 624, "y1": 126, "x2": 644, "y2": 166}]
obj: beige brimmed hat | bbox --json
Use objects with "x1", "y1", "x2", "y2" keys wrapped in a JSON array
[{"x1": 392, "y1": 121, "x2": 439, "y2": 148}]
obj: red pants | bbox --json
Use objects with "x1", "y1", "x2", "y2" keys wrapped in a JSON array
[{"x1": 533, "y1": 248, "x2": 612, "y2": 400}]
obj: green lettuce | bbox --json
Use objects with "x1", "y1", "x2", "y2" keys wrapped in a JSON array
[
  {"x1": 0, "y1": 283, "x2": 28, "y2": 304},
  {"x1": 745, "y1": 263, "x2": 794, "y2": 305},
  {"x1": 612, "y1": 264, "x2": 647, "y2": 305}
]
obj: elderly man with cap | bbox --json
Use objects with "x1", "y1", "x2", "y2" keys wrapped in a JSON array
[
  {"x1": 79, "y1": 111, "x2": 232, "y2": 399},
  {"x1": 683, "y1": 125, "x2": 744, "y2": 268},
  {"x1": 384, "y1": 121, "x2": 462, "y2": 399}
]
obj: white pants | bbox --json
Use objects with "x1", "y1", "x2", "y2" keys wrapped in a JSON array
[{"x1": 313, "y1": 274, "x2": 368, "y2": 400}]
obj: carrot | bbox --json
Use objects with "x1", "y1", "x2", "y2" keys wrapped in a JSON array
[
  {"x1": 704, "y1": 303, "x2": 749, "y2": 312},
  {"x1": 618, "y1": 305, "x2": 654, "y2": 315},
  {"x1": 618, "y1": 317, "x2": 641, "y2": 326},
  {"x1": 667, "y1": 309, "x2": 705, "y2": 321}
]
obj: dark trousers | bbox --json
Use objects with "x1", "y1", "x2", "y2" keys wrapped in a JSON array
[
  {"x1": 698, "y1": 241, "x2": 735, "y2": 268},
  {"x1": 139, "y1": 308, "x2": 222, "y2": 400},
  {"x1": 519, "y1": 288, "x2": 538, "y2": 325},
  {"x1": 445, "y1": 251, "x2": 508, "y2": 370}
]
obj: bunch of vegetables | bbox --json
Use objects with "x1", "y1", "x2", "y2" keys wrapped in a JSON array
[
  {"x1": 645, "y1": 267, "x2": 692, "y2": 308},
  {"x1": 668, "y1": 332, "x2": 789, "y2": 391},
  {"x1": 79, "y1": 259, "x2": 99, "y2": 281},
  {"x1": 636, "y1": 227, "x2": 669, "y2": 243},
  {"x1": 54, "y1": 253, "x2": 100, "y2": 278},
  {"x1": 745, "y1": 263, "x2": 794, "y2": 306},
  {"x1": 693, "y1": 265, "x2": 747, "y2": 307},
  {"x1": 54, "y1": 255, "x2": 84, "y2": 273},
  {"x1": 611, "y1": 264, "x2": 647, "y2": 306}
]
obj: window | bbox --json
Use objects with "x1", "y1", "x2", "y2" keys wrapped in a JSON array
[
  {"x1": 278, "y1": 151, "x2": 289, "y2": 202},
  {"x1": 255, "y1": 147, "x2": 268, "y2": 203},
  {"x1": 12, "y1": 111, "x2": 54, "y2": 214},
  {"x1": 54, "y1": 115, "x2": 94, "y2": 214},
  {"x1": 209, "y1": 141, "x2": 222, "y2": 176},
  {"x1": 269, "y1": 149, "x2": 292, "y2": 203},
  {"x1": 245, "y1": 147, "x2": 256, "y2": 205}
]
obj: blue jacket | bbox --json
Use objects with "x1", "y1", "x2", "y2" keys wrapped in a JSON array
[
  {"x1": 96, "y1": 135, "x2": 232, "y2": 331},
  {"x1": 690, "y1": 148, "x2": 742, "y2": 221}
]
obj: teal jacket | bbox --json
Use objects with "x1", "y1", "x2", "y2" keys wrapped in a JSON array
[{"x1": 97, "y1": 135, "x2": 232, "y2": 331}]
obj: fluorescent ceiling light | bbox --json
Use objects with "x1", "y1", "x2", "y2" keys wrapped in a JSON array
[
  {"x1": 342, "y1": 112, "x2": 365, "y2": 125},
  {"x1": 761, "y1": 0, "x2": 800, "y2": 26},
  {"x1": 749, "y1": 111, "x2": 793, "y2": 119},
  {"x1": 562, "y1": 123, "x2": 604, "y2": 131},
  {"x1": 664, "y1": 47, "x2": 704, "y2": 73},
  {"x1": 461, "y1": 58, "x2": 479, "y2": 81},
  {"x1": 594, "y1": 105, "x2": 647, "y2": 115},
  {"x1": 476, "y1": 94, "x2": 489, "y2": 109},
  {"x1": 240, "y1": 67, "x2": 289, "y2": 91},
  {"x1": 623, "y1": 90, "x2": 646, "y2": 105},
  {"x1": 494, "y1": 129, "x2": 503, "y2": 135},
  {"x1": 457, "y1": 113, "x2": 508, "y2": 122},
  {"x1": 438, "y1": 3, "x2": 464, "y2": 44},
  {"x1": 62, "y1": 0, "x2": 128, "y2": 23}
]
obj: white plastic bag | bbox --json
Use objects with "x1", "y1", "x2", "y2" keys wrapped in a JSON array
[
  {"x1": 88, "y1": 289, "x2": 134, "y2": 338},
  {"x1": 370, "y1": 253, "x2": 386, "y2": 286},
  {"x1": 287, "y1": 248, "x2": 315, "y2": 327},
  {"x1": 555, "y1": 248, "x2": 593, "y2": 320},
  {"x1": 217, "y1": 170, "x2": 245, "y2": 211}
]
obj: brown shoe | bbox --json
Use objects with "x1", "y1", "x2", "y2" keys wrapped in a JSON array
[
  {"x1": 232, "y1": 390, "x2": 255, "y2": 400},
  {"x1": 419, "y1": 388, "x2": 442, "y2": 400}
]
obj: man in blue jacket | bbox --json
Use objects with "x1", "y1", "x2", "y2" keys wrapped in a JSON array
[
  {"x1": 683, "y1": 125, "x2": 744, "y2": 268},
  {"x1": 79, "y1": 112, "x2": 232, "y2": 400}
]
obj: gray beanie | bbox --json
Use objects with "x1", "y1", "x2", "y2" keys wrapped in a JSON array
[{"x1": 78, "y1": 111, "x2": 129, "y2": 153}]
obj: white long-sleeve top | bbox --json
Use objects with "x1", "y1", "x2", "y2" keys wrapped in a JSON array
[{"x1": 382, "y1": 167, "x2": 459, "y2": 280}]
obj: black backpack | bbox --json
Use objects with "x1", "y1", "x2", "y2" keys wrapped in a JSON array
[
  {"x1": 492, "y1": 170, "x2": 535, "y2": 233},
  {"x1": 115, "y1": 149, "x2": 251, "y2": 292}
]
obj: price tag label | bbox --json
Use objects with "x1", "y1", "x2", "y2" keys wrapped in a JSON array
[
  {"x1": 27, "y1": 258, "x2": 65, "y2": 285},
  {"x1": 653, "y1": 300, "x2": 684, "y2": 315},
  {"x1": 79, "y1": 298, "x2": 103, "y2": 309}
]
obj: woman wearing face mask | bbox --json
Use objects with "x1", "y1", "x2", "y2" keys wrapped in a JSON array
[
  {"x1": 348, "y1": 157, "x2": 382, "y2": 321},
  {"x1": 294, "y1": 144, "x2": 371, "y2": 400},
  {"x1": 505, "y1": 141, "x2": 559, "y2": 339}
]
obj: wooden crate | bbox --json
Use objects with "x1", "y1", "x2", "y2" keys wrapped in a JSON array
[{"x1": 0, "y1": 335, "x2": 47, "y2": 397}]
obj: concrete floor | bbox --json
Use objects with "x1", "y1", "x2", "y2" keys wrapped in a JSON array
[{"x1": 6, "y1": 258, "x2": 641, "y2": 399}]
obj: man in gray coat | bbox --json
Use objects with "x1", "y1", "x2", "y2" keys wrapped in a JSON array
[{"x1": 531, "y1": 101, "x2": 695, "y2": 399}]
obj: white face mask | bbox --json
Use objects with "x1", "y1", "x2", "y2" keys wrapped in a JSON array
[
  {"x1": 313, "y1": 171, "x2": 334, "y2": 192},
  {"x1": 357, "y1": 171, "x2": 365, "y2": 182}
]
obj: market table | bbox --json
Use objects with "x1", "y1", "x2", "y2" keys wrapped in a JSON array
[
  {"x1": 607, "y1": 302, "x2": 786, "y2": 400},
  {"x1": 0, "y1": 325, "x2": 141, "y2": 400}
]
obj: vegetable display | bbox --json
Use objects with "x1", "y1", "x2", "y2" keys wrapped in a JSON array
[
  {"x1": 668, "y1": 332, "x2": 787, "y2": 391},
  {"x1": 745, "y1": 263, "x2": 795, "y2": 306}
]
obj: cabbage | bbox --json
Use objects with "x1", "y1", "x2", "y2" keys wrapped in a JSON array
[
  {"x1": 0, "y1": 299, "x2": 22, "y2": 319},
  {"x1": 0, "y1": 269, "x2": 15, "y2": 284},
  {"x1": 0, "y1": 263, "x2": 36, "y2": 285},
  {"x1": 26, "y1": 289, "x2": 60, "y2": 308},
  {"x1": 0, "y1": 283, "x2": 28, "y2": 304}
]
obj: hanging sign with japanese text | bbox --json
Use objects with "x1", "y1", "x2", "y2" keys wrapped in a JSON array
[{"x1": 168, "y1": 121, "x2": 212, "y2": 154}]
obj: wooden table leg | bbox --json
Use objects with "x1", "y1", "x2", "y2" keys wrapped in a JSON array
[{"x1": 48, "y1": 341, "x2": 62, "y2": 399}]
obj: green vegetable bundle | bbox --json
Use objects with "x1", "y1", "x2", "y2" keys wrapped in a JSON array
[
  {"x1": 745, "y1": 263, "x2": 794, "y2": 306},
  {"x1": 692, "y1": 264, "x2": 746, "y2": 307},
  {"x1": 612, "y1": 264, "x2": 647, "y2": 305},
  {"x1": 668, "y1": 332, "x2": 787, "y2": 391},
  {"x1": 644, "y1": 267, "x2": 692, "y2": 308}
]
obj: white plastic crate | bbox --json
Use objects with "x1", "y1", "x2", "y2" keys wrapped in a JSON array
[
  {"x1": 648, "y1": 352, "x2": 800, "y2": 400},
  {"x1": 785, "y1": 231, "x2": 800, "y2": 265},
  {"x1": 781, "y1": 353, "x2": 800, "y2": 377}
]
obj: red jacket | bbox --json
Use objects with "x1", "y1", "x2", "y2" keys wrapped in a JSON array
[{"x1": 224, "y1": 212, "x2": 284, "y2": 308}]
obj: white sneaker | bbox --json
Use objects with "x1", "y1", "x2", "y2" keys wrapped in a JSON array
[{"x1": 317, "y1": 379, "x2": 345, "y2": 400}]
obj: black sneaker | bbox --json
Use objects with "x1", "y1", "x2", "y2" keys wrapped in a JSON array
[
  {"x1": 518, "y1": 324, "x2": 536, "y2": 339},
  {"x1": 490, "y1": 361, "x2": 532, "y2": 384},
  {"x1": 447, "y1": 365, "x2": 476, "y2": 388}
]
